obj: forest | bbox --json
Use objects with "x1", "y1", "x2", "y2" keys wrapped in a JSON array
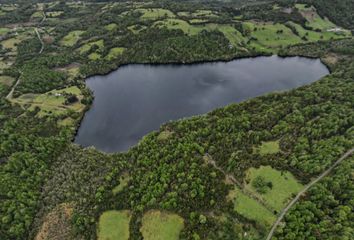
[{"x1": 0, "y1": 0, "x2": 353, "y2": 239}]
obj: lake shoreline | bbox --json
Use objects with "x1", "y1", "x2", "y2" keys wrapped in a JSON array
[{"x1": 74, "y1": 55, "x2": 329, "y2": 153}]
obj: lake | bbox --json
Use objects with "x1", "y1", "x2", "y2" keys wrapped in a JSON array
[{"x1": 75, "y1": 56, "x2": 329, "y2": 152}]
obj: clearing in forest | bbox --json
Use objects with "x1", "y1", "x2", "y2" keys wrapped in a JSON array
[
  {"x1": 254, "y1": 140, "x2": 280, "y2": 155},
  {"x1": 78, "y1": 39, "x2": 104, "y2": 54},
  {"x1": 11, "y1": 86, "x2": 85, "y2": 117},
  {"x1": 112, "y1": 173, "x2": 131, "y2": 195},
  {"x1": 140, "y1": 210, "x2": 184, "y2": 240},
  {"x1": 138, "y1": 8, "x2": 175, "y2": 20},
  {"x1": 105, "y1": 47, "x2": 126, "y2": 60},
  {"x1": 228, "y1": 187, "x2": 276, "y2": 228},
  {"x1": 97, "y1": 210, "x2": 131, "y2": 240},
  {"x1": 60, "y1": 30, "x2": 85, "y2": 47},
  {"x1": 244, "y1": 166, "x2": 303, "y2": 212}
]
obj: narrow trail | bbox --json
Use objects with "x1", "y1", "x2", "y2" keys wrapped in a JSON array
[
  {"x1": 35, "y1": 27, "x2": 44, "y2": 54},
  {"x1": 266, "y1": 148, "x2": 354, "y2": 240},
  {"x1": 5, "y1": 77, "x2": 20, "y2": 99}
]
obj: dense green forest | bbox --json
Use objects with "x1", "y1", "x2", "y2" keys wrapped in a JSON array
[{"x1": 0, "y1": 0, "x2": 353, "y2": 239}]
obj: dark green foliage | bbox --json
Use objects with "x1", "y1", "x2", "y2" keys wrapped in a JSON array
[{"x1": 274, "y1": 156, "x2": 354, "y2": 240}]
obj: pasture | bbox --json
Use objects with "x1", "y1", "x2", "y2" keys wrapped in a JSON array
[{"x1": 140, "y1": 210, "x2": 184, "y2": 240}]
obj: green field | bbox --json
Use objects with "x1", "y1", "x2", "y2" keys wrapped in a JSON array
[
  {"x1": 105, "y1": 23, "x2": 117, "y2": 31},
  {"x1": 46, "y1": 11, "x2": 63, "y2": 17},
  {"x1": 140, "y1": 210, "x2": 184, "y2": 240},
  {"x1": 0, "y1": 76, "x2": 14, "y2": 86},
  {"x1": 286, "y1": 22, "x2": 350, "y2": 41},
  {"x1": 228, "y1": 187, "x2": 276, "y2": 227},
  {"x1": 60, "y1": 30, "x2": 85, "y2": 47},
  {"x1": 245, "y1": 166, "x2": 303, "y2": 211},
  {"x1": 138, "y1": 8, "x2": 175, "y2": 20},
  {"x1": 11, "y1": 86, "x2": 84, "y2": 117},
  {"x1": 255, "y1": 140, "x2": 280, "y2": 155},
  {"x1": 244, "y1": 22, "x2": 303, "y2": 49},
  {"x1": 296, "y1": 4, "x2": 336, "y2": 30},
  {"x1": 105, "y1": 47, "x2": 126, "y2": 60},
  {"x1": 98, "y1": 210, "x2": 131, "y2": 240},
  {"x1": 0, "y1": 27, "x2": 10, "y2": 35},
  {"x1": 88, "y1": 52, "x2": 101, "y2": 60},
  {"x1": 79, "y1": 39, "x2": 104, "y2": 54}
]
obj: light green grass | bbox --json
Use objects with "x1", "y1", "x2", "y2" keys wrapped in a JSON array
[
  {"x1": 79, "y1": 39, "x2": 104, "y2": 54},
  {"x1": 189, "y1": 19, "x2": 209, "y2": 24},
  {"x1": 228, "y1": 187, "x2": 276, "y2": 227},
  {"x1": 0, "y1": 76, "x2": 14, "y2": 86},
  {"x1": 88, "y1": 52, "x2": 101, "y2": 60},
  {"x1": 157, "y1": 130, "x2": 174, "y2": 141},
  {"x1": 244, "y1": 21, "x2": 303, "y2": 49},
  {"x1": 105, "y1": 47, "x2": 126, "y2": 60},
  {"x1": 46, "y1": 11, "x2": 63, "y2": 17},
  {"x1": 245, "y1": 166, "x2": 303, "y2": 211},
  {"x1": 295, "y1": 4, "x2": 309, "y2": 11},
  {"x1": 12, "y1": 86, "x2": 84, "y2": 117},
  {"x1": 255, "y1": 140, "x2": 280, "y2": 155},
  {"x1": 177, "y1": 10, "x2": 217, "y2": 18},
  {"x1": 60, "y1": 30, "x2": 85, "y2": 47},
  {"x1": 138, "y1": 8, "x2": 175, "y2": 20},
  {"x1": 112, "y1": 173, "x2": 131, "y2": 195},
  {"x1": 1, "y1": 37, "x2": 21, "y2": 50},
  {"x1": 140, "y1": 210, "x2": 184, "y2": 240},
  {"x1": 296, "y1": 5, "x2": 336, "y2": 30},
  {"x1": 287, "y1": 22, "x2": 349, "y2": 41},
  {"x1": 192, "y1": 10, "x2": 217, "y2": 18},
  {"x1": 98, "y1": 210, "x2": 131, "y2": 240},
  {"x1": 31, "y1": 11, "x2": 43, "y2": 18},
  {"x1": 127, "y1": 24, "x2": 146, "y2": 34},
  {"x1": 105, "y1": 23, "x2": 117, "y2": 31},
  {"x1": 0, "y1": 28, "x2": 10, "y2": 35}
]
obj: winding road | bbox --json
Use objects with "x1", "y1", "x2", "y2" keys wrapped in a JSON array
[{"x1": 265, "y1": 148, "x2": 354, "y2": 240}]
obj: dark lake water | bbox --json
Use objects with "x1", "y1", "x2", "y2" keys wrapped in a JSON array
[{"x1": 75, "y1": 56, "x2": 329, "y2": 152}]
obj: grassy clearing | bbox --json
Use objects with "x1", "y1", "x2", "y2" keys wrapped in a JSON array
[
  {"x1": 157, "y1": 130, "x2": 174, "y2": 141},
  {"x1": 244, "y1": 21, "x2": 302, "y2": 49},
  {"x1": 46, "y1": 11, "x2": 63, "y2": 17},
  {"x1": 127, "y1": 24, "x2": 146, "y2": 34},
  {"x1": 60, "y1": 30, "x2": 85, "y2": 47},
  {"x1": 105, "y1": 47, "x2": 126, "y2": 60},
  {"x1": 294, "y1": 4, "x2": 308, "y2": 11},
  {"x1": 296, "y1": 4, "x2": 336, "y2": 30},
  {"x1": 31, "y1": 11, "x2": 43, "y2": 18},
  {"x1": 0, "y1": 76, "x2": 15, "y2": 86},
  {"x1": 228, "y1": 187, "x2": 276, "y2": 227},
  {"x1": 78, "y1": 39, "x2": 104, "y2": 54},
  {"x1": 177, "y1": 10, "x2": 217, "y2": 18},
  {"x1": 189, "y1": 19, "x2": 209, "y2": 24},
  {"x1": 11, "y1": 86, "x2": 84, "y2": 117},
  {"x1": 105, "y1": 23, "x2": 117, "y2": 31},
  {"x1": 140, "y1": 210, "x2": 184, "y2": 240},
  {"x1": 192, "y1": 10, "x2": 218, "y2": 17},
  {"x1": 245, "y1": 166, "x2": 303, "y2": 211},
  {"x1": 112, "y1": 173, "x2": 131, "y2": 195},
  {"x1": 88, "y1": 52, "x2": 101, "y2": 60},
  {"x1": 154, "y1": 20, "x2": 245, "y2": 45},
  {"x1": 138, "y1": 8, "x2": 175, "y2": 20},
  {"x1": 0, "y1": 27, "x2": 10, "y2": 35},
  {"x1": 98, "y1": 210, "x2": 131, "y2": 240},
  {"x1": 254, "y1": 140, "x2": 280, "y2": 155},
  {"x1": 1, "y1": 37, "x2": 21, "y2": 50},
  {"x1": 287, "y1": 22, "x2": 349, "y2": 41}
]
